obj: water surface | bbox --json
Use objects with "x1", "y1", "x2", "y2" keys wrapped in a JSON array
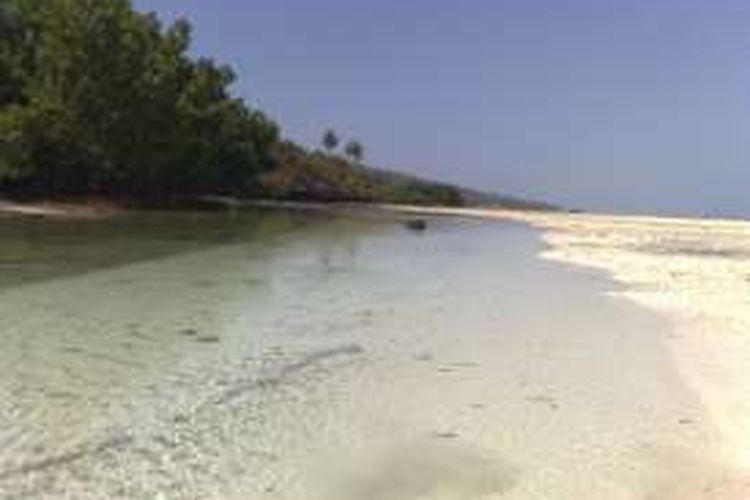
[{"x1": 0, "y1": 210, "x2": 718, "y2": 499}]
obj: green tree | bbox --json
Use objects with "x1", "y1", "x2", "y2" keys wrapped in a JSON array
[
  {"x1": 0, "y1": 0, "x2": 279, "y2": 196},
  {"x1": 344, "y1": 140, "x2": 364, "y2": 164},
  {"x1": 322, "y1": 129, "x2": 339, "y2": 153},
  {"x1": 0, "y1": 0, "x2": 471, "y2": 208}
]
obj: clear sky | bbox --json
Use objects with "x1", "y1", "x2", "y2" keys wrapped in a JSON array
[{"x1": 134, "y1": 0, "x2": 750, "y2": 217}]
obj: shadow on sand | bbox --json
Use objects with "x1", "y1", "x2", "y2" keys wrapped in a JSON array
[{"x1": 315, "y1": 439, "x2": 519, "y2": 500}]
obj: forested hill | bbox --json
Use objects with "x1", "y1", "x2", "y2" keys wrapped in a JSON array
[{"x1": 0, "y1": 0, "x2": 552, "y2": 210}]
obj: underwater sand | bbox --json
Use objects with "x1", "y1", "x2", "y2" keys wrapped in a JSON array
[{"x1": 0, "y1": 209, "x2": 738, "y2": 499}]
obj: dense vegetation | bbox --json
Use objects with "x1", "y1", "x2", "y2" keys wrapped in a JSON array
[
  {"x1": 261, "y1": 141, "x2": 465, "y2": 205},
  {"x1": 0, "y1": 0, "x2": 278, "y2": 197},
  {"x1": 0, "y1": 0, "x2": 551, "y2": 209}
]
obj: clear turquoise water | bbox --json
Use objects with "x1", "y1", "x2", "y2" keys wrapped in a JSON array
[{"x1": 0, "y1": 210, "x2": 716, "y2": 499}]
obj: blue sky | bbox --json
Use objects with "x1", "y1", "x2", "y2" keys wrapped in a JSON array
[{"x1": 135, "y1": 0, "x2": 750, "y2": 216}]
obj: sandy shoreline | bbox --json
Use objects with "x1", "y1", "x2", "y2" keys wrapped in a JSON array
[
  {"x1": 0, "y1": 200, "x2": 123, "y2": 219},
  {"x1": 394, "y1": 205, "x2": 750, "y2": 479},
  {"x1": 528, "y1": 213, "x2": 750, "y2": 468}
]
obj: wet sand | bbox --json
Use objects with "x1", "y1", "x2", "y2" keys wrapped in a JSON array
[
  {"x1": 393, "y1": 205, "x2": 750, "y2": 497},
  {"x1": 0, "y1": 209, "x2": 741, "y2": 498},
  {"x1": 525, "y1": 212, "x2": 750, "y2": 481}
]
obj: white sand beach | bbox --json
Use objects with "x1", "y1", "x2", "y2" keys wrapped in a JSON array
[
  {"x1": 396, "y1": 205, "x2": 750, "y2": 496},
  {"x1": 529, "y1": 213, "x2": 750, "y2": 468}
]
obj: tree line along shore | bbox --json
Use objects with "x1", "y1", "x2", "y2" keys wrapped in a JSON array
[{"x1": 0, "y1": 0, "x2": 553, "y2": 211}]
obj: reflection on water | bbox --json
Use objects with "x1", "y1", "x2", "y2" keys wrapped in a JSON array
[
  {"x1": 0, "y1": 211, "x2": 729, "y2": 499},
  {"x1": 0, "y1": 209, "x2": 389, "y2": 498},
  {"x1": 0, "y1": 210, "x2": 335, "y2": 289}
]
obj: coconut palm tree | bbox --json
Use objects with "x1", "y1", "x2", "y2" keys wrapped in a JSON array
[
  {"x1": 322, "y1": 129, "x2": 339, "y2": 153},
  {"x1": 344, "y1": 140, "x2": 364, "y2": 164}
]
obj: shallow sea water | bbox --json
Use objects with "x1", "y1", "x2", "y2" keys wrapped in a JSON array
[{"x1": 0, "y1": 210, "x2": 723, "y2": 499}]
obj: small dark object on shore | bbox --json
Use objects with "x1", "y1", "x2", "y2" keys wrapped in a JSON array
[
  {"x1": 178, "y1": 328, "x2": 198, "y2": 337},
  {"x1": 405, "y1": 219, "x2": 427, "y2": 231},
  {"x1": 413, "y1": 352, "x2": 433, "y2": 362},
  {"x1": 431, "y1": 431, "x2": 460, "y2": 439}
]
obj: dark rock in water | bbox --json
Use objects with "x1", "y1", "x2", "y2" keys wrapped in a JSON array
[
  {"x1": 405, "y1": 219, "x2": 427, "y2": 231},
  {"x1": 195, "y1": 335, "x2": 220, "y2": 344},
  {"x1": 179, "y1": 328, "x2": 218, "y2": 343}
]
